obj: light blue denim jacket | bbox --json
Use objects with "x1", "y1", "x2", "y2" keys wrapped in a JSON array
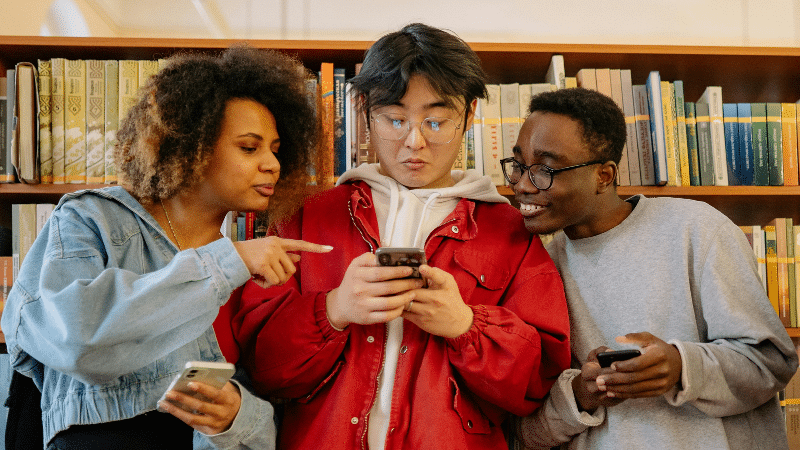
[{"x1": 1, "y1": 186, "x2": 276, "y2": 449}]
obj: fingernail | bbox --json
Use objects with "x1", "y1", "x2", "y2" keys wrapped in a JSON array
[
  {"x1": 157, "y1": 401, "x2": 168, "y2": 412},
  {"x1": 322, "y1": 245, "x2": 333, "y2": 251},
  {"x1": 607, "y1": 392, "x2": 616, "y2": 398}
]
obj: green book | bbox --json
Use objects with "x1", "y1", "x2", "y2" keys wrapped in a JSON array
[
  {"x1": 751, "y1": 103, "x2": 770, "y2": 186},
  {"x1": 695, "y1": 102, "x2": 715, "y2": 186},
  {"x1": 684, "y1": 102, "x2": 701, "y2": 186},
  {"x1": 766, "y1": 103, "x2": 784, "y2": 186}
]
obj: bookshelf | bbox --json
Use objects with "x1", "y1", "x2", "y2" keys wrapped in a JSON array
[{"x1": 2, "y1": 36, "x2": 800, "y2": 335}]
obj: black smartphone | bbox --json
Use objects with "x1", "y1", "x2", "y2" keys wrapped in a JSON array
[
  {"x1": 375, "y1": 247, "x2": 426, "y2": 278},
  {"x1": 597, "y1": 349, "x2": 641, "y2": 368}
]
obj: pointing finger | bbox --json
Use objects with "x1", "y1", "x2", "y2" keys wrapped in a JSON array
[{"x1": 280, "y1": 238, "x2": 334, "y2": 253}]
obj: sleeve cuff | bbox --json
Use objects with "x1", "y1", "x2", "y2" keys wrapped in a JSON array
[
  {"x1": 445, "y1": 304, "x2": 489, "y2": 350},
  {"x1": 553, "y1": 369, "x2": 606, "y2": 428},
  {"x1": 664, "y1": 339, "x2": 692, "y2": 406},
  {"x1": 200, "y1": 379, "x2": 277, "y2": 449},
  {"x1": 197, "y1": 238, "x2": 251, "y2": 303},
  {"x1": 314, "y1": 291, "x2": 349, "y2": 339}
]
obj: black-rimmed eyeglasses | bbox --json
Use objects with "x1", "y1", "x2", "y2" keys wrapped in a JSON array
[{"x1": 500, "y1": 157, "x2": 606, "y2": 190}]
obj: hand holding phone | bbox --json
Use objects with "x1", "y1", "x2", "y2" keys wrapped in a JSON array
[
  {"x1": 597, "y1": 349, "x2": 641, "y2": 368},
  {"x1": 159, "y1": 361, "x2": 235, "y2": 411},
  {"x1": 375, "y1": 247, "x2": 426, "y2": 279}
]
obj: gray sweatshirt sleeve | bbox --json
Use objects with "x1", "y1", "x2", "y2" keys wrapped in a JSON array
[
  {"x1": 516, "y1": 369, "x2": 605, "y2": 448},
  {"x1": 664, "y1": 220, "x2": 798, "y2": 416}
]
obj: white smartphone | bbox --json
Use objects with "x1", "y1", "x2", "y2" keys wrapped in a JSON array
[{"x1": 159, "y1": 361, "x2": 236, "y2": 409}]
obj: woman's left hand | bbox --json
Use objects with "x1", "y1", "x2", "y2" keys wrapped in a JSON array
[
  {"x1": 401, "y1": 264, "x2": 474, "y2": 339},
  {"x1": 158, "y1": 381, "x2": 242, "y2": 435}
]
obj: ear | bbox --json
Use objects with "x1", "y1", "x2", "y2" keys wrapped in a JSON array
[
  {"x1": 463, "y1": 99, "x2": 478, "y2": 134},
  {"x1": 596, "y1": 161, "x2": 618, "y2": 194}
]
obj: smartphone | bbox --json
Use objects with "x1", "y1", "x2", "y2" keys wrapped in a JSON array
[
  {"x1": 159, "y1": 361, "x2": 236, "y2": 409},
  {"x1": 597, "y1": 349, "x2": 641, "y2": 368},
  {"x1": 375, "y1": 247, "x2": 426, "y2": 278}
]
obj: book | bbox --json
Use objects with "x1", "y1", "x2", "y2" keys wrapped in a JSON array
[
  {"x1": 481, "y1": 85, "x2": 504, "y2": 186},
  {"x1": 697, "y1": 86, "x2": 728, "y2": 186},
  {"x1": 576, "y1": 68, "x2": 597, "y2": 91},
  {"x1": 683, "y1": 102, "x2": 702, "y2": 186},
  {"x1": 737, "y1": 103, "x2": 754, "y2": 185},
  {"x1": 104, "y1": 60, "x2": 119, "y2": 184},
  {"x1": 138, "y1": 60, "x2": 158, "y2": 88},
  {"x1": 517, "y1": 84, "x2": 532, "y2": 123},
  {"x1": 333, "y1": 67, "x2": 346, "y2": 178},
  {"x1": 564, "y1": 77, "x2": 577, "y2": 88},
  {"x1": 0, "y1": 77, "x2": 6, "y2": 184},
  {"x1": 64, "y1": 60, "x2": 86, "y2": 183},
  {"x1": 11, "y1": 203, "x2": 36, "y2": 280},
  {"x1": 38, "y1": 59, "x2": 53, "y2": 183},
  {"x1": 12, "y1": 62, "x2": 39, "y2": 184},
  {"x1": 752, "y1": 225, "x2": 767, "y2": 292},
  {"x1": 722, "y1": 103, "x2": 741, "y2": 185},
  {"x1": 51, "y1": 58, "x2": 66, "y2": 184},
  {"x1": 545, "y1": 55, "x2": 565, "y2": 90},
  {"x1": 499, "y1": 82, "x2": 521, "y2": 160},
  {"x1": 632, "y1": 84, "x2": 656, "y2": 185},
  {"x1": 770, "y1": 218, "x2": 791, "y2": 327},
  {"x1": 645, "y1": 72, "x2": 668, "y2": 185},
  {"x1": 318, "y1": 62, "x2": 335, "y2": 188},
  {"x1": 661, "y1": 81, "x2": 679, "y2": 186},
  {"x1": 472, "y1": 98, "x2": 483, "y2": 175},
  {"x1": 784, "y1": 368, "x2": 800, "y2": 448},
  {"x1": 766, "y1": 103, "x2": 784, "y2": 186},
  {"x1": 86, "y1": 60, "x2": 105, "y2": 184},
  {"x1": 345, "y1": 81, "x2": 356, "y2": 172},
  {"x1": 786, "y1": 218, "x2": 797, "y2": 327},
  {"x1": 118, "y1": 60, "x2": 139, "y2": 124},
  {"x1": 764, "y1": 224, "x2": 779, "y2": 317},
  {"x1": 781, "y1": 103, "x2": 798, "y2": 186},
  {"x1": 605, "y1": 69, "x2": 629, "y2": 186},
  {"x1": 594, "y1": 69, "x2": 612, "y2": 98},
  {"x1": 673, "y1": 81, "x2": 690, "y2": 186},
  {"x1": 0, "y1": 255, "x2": 12, "y2": 309},
  {"x1": 695, "y1": 102, "x2": 716, "y2": 186},
  {"x1": 619, "y1": 70, "x2": 641, "y2": 186},
  {"x1": 3, "y1": 69, "x2": 16, "y2": 183},
  {"x1": 751, "y1": 103, "x2": 770, "y2": 186}
]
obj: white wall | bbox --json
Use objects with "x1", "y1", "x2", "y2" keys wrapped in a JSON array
[{"x1": 0, "y1": 0, "x2": 799, "y2": 47}]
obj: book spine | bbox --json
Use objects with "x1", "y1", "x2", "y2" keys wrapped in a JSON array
[
  {"x1": 767, "y1": 103, "x2": 784, "y2": 186},
  {"x1": 620, "y1": 70, "x2": 641, "y2": 186},
  {"x1": 683, "y1": 102, "x2": 702, "y2": 186},
  {"x1": 344, "y1": 81, "x2": 355, "y2": 172},
  {"x1": 64, "y1": 60, "x2": 86, "y2": 183},
  {"x1": 660, "y1": 81, "x2": 679, "y2": 186},
  {"x1": 774, "y1": 218, "x2": 791, "y2": 327},
  {"x1": 673, "y1": 81, "x2": 690, "y2": 186},
  {"x1": 765, "y1": 225, "x2": 780, "y2": 317},
  {"x1": 333, "y1": 67, "x2": 346, "y2": 178},
  {"x1": 51, "y1": 59, "x2": 65, "y2": 184},
  {"x1": 3, "y1": 69, "x2": 17, "y2": 183},
  {"x1": 722, "y1": 103, "x2": 740, "y2": 185},
  {"x1": 544, "y1": 55, "x2": 565, "y2": 89},
  {"x1": 751, "y1": 103, "x2": 770, "y2": 185},
  {"x1": 786, "y1": 218, "x2": 797, "y2": 327},
  {"x1": 472, "y1": 98, "x2": 484, "y2": 175},
  {"x1": 38, "y1": 59, "x2": 53, "y2": 183},
  {"x1": 632, "y1": 85, "x2": 656, "y2": 185},
  {"x1": 781, "y1": 103, "x2": 798, "y2": 186},
  {"x1": 319, "y1": 63, "x2": 335, "y2": 188},
  {"x1": 481, "y1": 85, "x2": 504, "y2": 186},
  {"x1": 576, "y1": 68, "x2": 597, "y2": 91},
  {"x1": 608, "y1": 69, "x2": 630, "y2": 186},
  {"x1": 86, "y1": 60, "x2": 105, "y2": 184},
  {"x1": 13, "y1": 63, "x2": 40, "y2": 183},
  {"x1": 118, "y1": 60, "x2": 139, "y2": 124},
  {"x1": 645, "y1": 72, "x2": 667, "y2": 185},
  {"x1": 0, "y1": 76, "x2": 6, "y2": 184},
  {"x1": 499, "y1": 83, "x2": 521, "y2": 161},
  {"x1": 737, "y1": 103, "x2": 754, "y2": 185},
  {"x1": 104, "y1": 60, "x2": 119, "y2": 184},
  {"x1": 695, "y1": 102, "x2": 715, "y2": 186}
]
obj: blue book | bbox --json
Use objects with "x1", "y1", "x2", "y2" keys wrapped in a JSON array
[
  {"x1": 333, "y1": 67, "x2": 347, "y2": 178},
  {"x1": 737, "y1": 103, "x2": 754, "y2": 185},
  {"x1": 722, "y1": 103, "x2": 740, "y2": 185},
  {"x1": 645, "y1": 71, "x2": 668, "y2": 185}
]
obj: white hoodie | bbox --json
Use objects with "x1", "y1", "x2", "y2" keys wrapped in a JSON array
[{"x1": 336, "y1": 163, "x2": 508, "y2": 450}]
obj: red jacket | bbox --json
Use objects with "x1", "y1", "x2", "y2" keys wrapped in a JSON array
[{"x1": 227, "y1": 181, "x2": 570, "y2": 450}]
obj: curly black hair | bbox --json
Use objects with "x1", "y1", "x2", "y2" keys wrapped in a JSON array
[
  {"x1": 527, "y1": 87, "x2": 626, "y2": 164},
  {"x1": 349, "y1": 23, "x2": 488, "y2": 125},
  {"x1": 115, "y1": 44, "x2": 319, "y2": 220}
]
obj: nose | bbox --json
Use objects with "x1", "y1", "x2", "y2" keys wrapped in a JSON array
[
  {"x1": 403, "y1": 123, "x2": 426, "y2": 150},
  {"x1": 512, "y1": 170, "x2": 540, "y2": 196},
  {"x1": 260, "y1": 151, "x2": 281, "y2": 175}
]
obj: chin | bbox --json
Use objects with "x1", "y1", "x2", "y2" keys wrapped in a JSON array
[{"x1": 523, "y1": 217, "x2": 558, "y2": 236}]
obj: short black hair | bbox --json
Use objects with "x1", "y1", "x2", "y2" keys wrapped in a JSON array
[
  {"x1": 116, "y1": 44, "x2": 318, "y2": 219},
  {"x1": 527, "y1": 87, "x2": 626, "y2": 164},
  {"x1": 349, "y1": 23, "x2": 488, "y2": 124}
]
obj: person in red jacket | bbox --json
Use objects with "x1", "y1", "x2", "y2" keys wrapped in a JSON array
[{"x1": 227, "y1": 23, "x2": 571, "y2": 450}]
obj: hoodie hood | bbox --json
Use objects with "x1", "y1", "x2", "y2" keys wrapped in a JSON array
[{"x1": 337, "y1": 163, "x2": 508, "y2": 247}]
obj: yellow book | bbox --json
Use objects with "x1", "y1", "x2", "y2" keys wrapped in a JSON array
[
  {"x1": 51, "y1": 58, "x2": 66, "y2": 184},
  {"x1": 138, "y1": 60, "x2": 159, "y2": 90},
  {"x1": 764, "y1": 225, "x2": 780, "y2": 317},
  {"x1": 118, "y1": 60, "x2": 138, "y2": 123},
  {"x1": 104, "y1": 60, "x2": 119, "y2": 184},
  {"x1": 86, "y1": 60, "x2": 105, "y2": 184},
  {"x1": 38, "y1": 59, "x2": 53, "y2": 183},
  {"x1": 781, "y1": 103, "x2": 798, "y2": 186},
  {"x1": 660, "y1": 81, "x2": 679, "y2": 186},
  {"x1": 64, "y1": 59, "x2": 86, "y2": 184}
]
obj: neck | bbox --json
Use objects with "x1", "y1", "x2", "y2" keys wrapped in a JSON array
[
  {"x1": 159, "y1": 194, "x2": 227, "y2": 249},
  {"x1": 565, "y1": 191, "x2": 633, "y2": 240}
]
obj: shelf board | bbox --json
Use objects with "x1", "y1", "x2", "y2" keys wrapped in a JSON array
[{"x1": 786, "y1": 328, "x2": 800, "y2": 338}]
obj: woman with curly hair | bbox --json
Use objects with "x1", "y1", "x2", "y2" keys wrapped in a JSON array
[{"x1": 2, "y1": 45, "x2": 331, "y2": 449}]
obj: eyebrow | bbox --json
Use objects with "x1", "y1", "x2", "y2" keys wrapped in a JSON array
[
  {"x1": 237, "y1": 133, "x2": 280, "y2": 146},
  {"x1": 513, "y1": 146, "x2": 563, "y2": 162}
]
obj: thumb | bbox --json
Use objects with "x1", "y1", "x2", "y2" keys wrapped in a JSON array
[{"x1": 281, "y1": 238, "x2": 334, "y2": 253}]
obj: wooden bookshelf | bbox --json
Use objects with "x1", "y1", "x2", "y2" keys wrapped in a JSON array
[{"x1": 2, "y1": 36, "x2": 800, "y2": 333}]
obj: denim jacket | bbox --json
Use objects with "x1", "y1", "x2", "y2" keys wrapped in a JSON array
[{"x1": 2, "y1": 186, "x2": 275, "y2": 449}]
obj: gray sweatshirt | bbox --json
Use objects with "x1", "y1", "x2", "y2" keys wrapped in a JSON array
[{"x1": 518, "y1": 195, "x2": 798, "y2": 450}]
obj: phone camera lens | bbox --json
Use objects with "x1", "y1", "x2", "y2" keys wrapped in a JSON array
[{"x1": 378, "y1": 254, "x2": 391, "y2": 265}]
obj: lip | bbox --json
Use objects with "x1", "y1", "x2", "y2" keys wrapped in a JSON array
[
  {"x1": 402, "y1": 159, "x2": 426, "y2": 170},
  {"x1": 518, "y1": 201, "x2": 546, "y2": 217},
  {"x1": 253, "y1": 185, "x2": 275, "y2": 196}
]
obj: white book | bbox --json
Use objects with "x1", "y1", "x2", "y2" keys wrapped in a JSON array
[
  {"x1": 645, "y1": 71, "x2": 668, "y2": 185},
  {"x1": 344, "y1": 82, "x2": 355, "y2": 171},
  {"x1": 499, "y1": 83, "x2": 520, "y2": 160},
  {"x1": 620, "y1": 69, "x2": 641, "y2": 186},
  {"x1": 35, "y1": 203, "x2": 55, "y2": 235},
  {"x1": 754, "y1": 225, "x2": 766, "y2": 292},
  {"x1": 545, "y1": 55, "x2": 565, "y2": 90},
  {"x1": 518, "y1": 84, "x2": 533, "y2": 122},
  {"x1": 472, "y1": 99, "x2": 484, "y2": 175},
  {"x1": 697, "y1": 86, "x2": 729, "y2": 186},
  {"x1": 481, "y1": 85, "x2": 504, "y2": 186}
]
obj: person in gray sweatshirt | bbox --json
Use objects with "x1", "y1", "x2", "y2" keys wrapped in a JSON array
[{"x1": 507, "y1": 87, "x2": 798, "y2": 450}]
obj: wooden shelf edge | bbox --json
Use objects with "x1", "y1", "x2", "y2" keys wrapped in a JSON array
[
  {"x1": 496, "y1": 185, "x2": 800, "y2": 197},
  {"x1": 0, "y1": 183, "x2": 112, "y2": 195},
  {"x1": 786, "y1": 328, "x2": 800, "y2": 338}
]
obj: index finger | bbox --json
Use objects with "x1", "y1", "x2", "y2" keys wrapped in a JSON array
[{"x1": 280, "y1": 238, "x2": 334, "y2": 253}]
